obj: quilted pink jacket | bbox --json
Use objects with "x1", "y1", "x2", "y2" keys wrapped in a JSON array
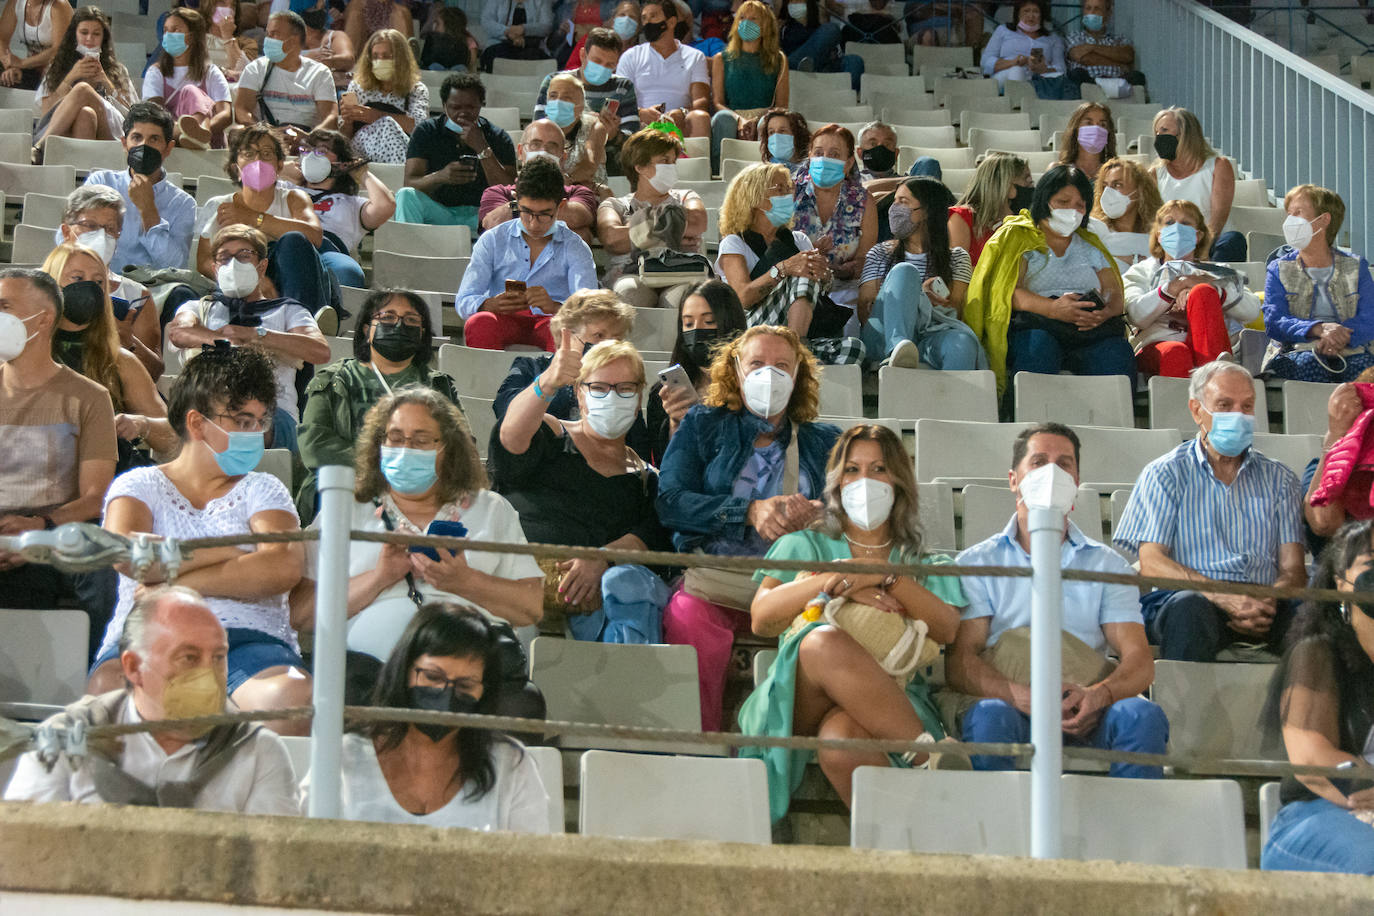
[{"x1": 1310, "y1": 383, "x2": 1374, "y2": 509}]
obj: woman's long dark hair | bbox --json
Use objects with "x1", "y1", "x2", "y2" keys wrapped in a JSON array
[
  {"x1": 669, "y1": 278, "x2": 748, "y2": 385},
  {"x1": 352, "y1": 288, "x2": 435, "y2": 365},
  {"x1": 362, "y1": 602, "x2": 519, "y2": 803},
  {"x1": 43, "y1": 7, "x2": 132, "y2": 100},
  {"x1": 881, "y1": 176, "x2": 956, "y2": 287},
  {"x1": 157, "y1": 7, "x2": 209, "y2": 82}
]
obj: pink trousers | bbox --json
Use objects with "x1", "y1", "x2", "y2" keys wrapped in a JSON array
[{"x1": 661, "y1": 586, "x2": 754, "y2": 732}]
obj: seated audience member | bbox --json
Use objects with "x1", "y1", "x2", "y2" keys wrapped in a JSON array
[
  {"x1": 169, "y1": 225, "x2": 329, "y2": 449},
  {"x1": 716, "y1": 163, "x2": 864, "y2": 366},
  {"x1": 741, "y1": 424, "x2": 964, "y2": 816},
  {"x1": 596, "y1": 126, "x2": 707, "y2": 309},
  {"x1": 480, "y1": 118, "x2": 599, "y2": 244},
  {"x1": 419, "y1": 6, "x2": 479, "y2": 73},
  {"x1": 88, "y1": 346, "x2": 313, "y2": 733},
  {"x1": 964, "y1": 165, "x2": 1133, "y2": 404},
  {"x1": 949, "y1": 423, "x2": 1168, "y2": 777},
  {"x1": 144, "y1": 8, "x2": 232, "y2": 149},
  {"x1": 396, "y1": 73, "x2": 518, "y2": 232},
  {"x1": 563, "y1": 1, "x2": 640, "y2": 71},
  {"x1": 657, "y1": 326, "x2": 840, "y2": 729},
  {"x1": 775, "y1": 1, "x2": 862, "y2": 92},
  {"x1": 1088, "y1": 157, "x2": 1161, "y2": 270},
  {"x1": 1065, "y1": 0, "x2": 1145, "y2": 97},
  {"x1": 33, "y1": 7, "x2": 136, "y2": 145},
  {"x1": 616, "y1": 0, "x2": 710, "y2": 139},
  {"x1": 1304, "y1": 380, "x2": 1374, "y2": 550},
  {"x1": 0, "y1": 268, "x2": 116, "y2": 630},
  {"x1": 205, "y1": 0, "x2": 251, "y2": 81},
  {"x1": 980, "y1": 0, "x2": 1069, "y2": 96},
  {"x1": 949, "y1": 152, "x2": 1034, "y2": 267},
  {"x1": 342, "y1": 0, "x2": 410, "y2": 61},
  {"x1": 1151, "y1": 107, "x2": 1244, "y2": 262},
  {"x1": 56, "y1": 185, "x2": 163, "y2": 378},
  {"x1": 493, "y1": 338, "x2": 671, "y2": 644},
  {"x1": 756, "y1": 107, "x2": 808, "y2": 168},
  {"x1": 481, "y1": 0, "x2": 556, "y2": 70},
  {"x1": 339, "y1": 29, "x2": 427, "y2": 164},
  {"x1": 233, "y1": 11, "x2": 337, "y2": 140},
  {"x1": 793, "y1": 124, "x2": 877, "y2": 316},
  {"x1": 1056, "y1": 102, "x2": 1116, "y2": 181},
  {"x1": 456, "y1": 157, "x2": 597, "y2": 351},
  {"x1": 858, "y1": 176, "x2": 985, "y2": 370},
  {"x1": 1114, "y1": 360, "x2": 1305, "y2": 662},
  {"x1": 1263, "y1": 185, "x2": 1374, "y2": 383},
  {"x1": 646, "y1": 278, "x2": 748, "y2": 465},
  {"x1": 5, "y1": 586, "x2": 299, "y2": 812},
  {"x1": 1260, "y1": 520, "x2": 1374, "y2": 875},
  {"x1": 1124, "y1": 199, "x2": 1259, "y2": 378},
  {"x1": 299, "y1": 0, "x2": 354, "y2": 92},
  {"x1": 534, "y1": 27, "x2": 640, "y2": 163},
  {"x1": 855, "y1": 122, "x2": 941, "y2": 202},
  {"x1": 300, "y1": 602, "x2": 551, "y2": 830},
  {"x1": 0, "y1": 0, "x2": 72, "y2": 90},
  {"x1": 708, "y1": 2, "x2": 787, "y2": 169}
]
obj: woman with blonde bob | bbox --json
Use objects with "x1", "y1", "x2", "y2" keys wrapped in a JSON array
[
  {"x1": 740, "y1": 424, "x2": 964, "y2": 818},
  {"x1": 1150, "y1": 107, "x2": 1243, "y2": 261},
  {"x1": 1123, "y1": 199, "x2": 1259, "y2": 378},
  {"x1": 1089, "y1": 157, "x2": 1162, "y2": 269},
  {"x1": 339, "y1": 28, "x2": 427, "y2": 163},
  {"x1": 657, "y1": 325, "x2": 841, "y2": 731},
  {"x1": 948, "y1": 152, "x2": 1034, "y2": 266}
]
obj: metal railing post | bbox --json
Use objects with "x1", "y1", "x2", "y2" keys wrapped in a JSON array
[
  {"x1": 1027, "y1": 505, "x2": 1066, "y2": 860},
  {"x1": 307, "y1": 465, "x2": 354, "y2": 819}
]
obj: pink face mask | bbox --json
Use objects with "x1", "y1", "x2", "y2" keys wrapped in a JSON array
[
  {"x1": 212, "y1": 6, "x2": 233, "y2": 22},
  {"x1": 1017, "y1": 19, "x2": 1038, "y2": 33},
  {"x1": 240, "y1": 159, "x2": 277, "y2": 191},
  {"x1": 1077, "y1": 124, "x2": 1109, "y2": 154}
]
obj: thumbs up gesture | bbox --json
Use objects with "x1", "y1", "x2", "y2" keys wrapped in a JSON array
[{"x1": 543, "y1": 327, "x2": 583, "y2": 390}]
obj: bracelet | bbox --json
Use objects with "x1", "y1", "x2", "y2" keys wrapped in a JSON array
[{"x1": 532, "y1": 379, "x2": 552, "y2": 401}]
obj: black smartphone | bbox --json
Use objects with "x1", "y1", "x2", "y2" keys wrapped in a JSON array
[
  {"x1": 410, "y1": 519, "x2": 468, "y2": 562},
  {"x1": 1330, "y1": 761, "x2": 1374, "y2": 796},
  {"x1": 1079, "y1": 289, "x2": 1107, "y2": 311}
]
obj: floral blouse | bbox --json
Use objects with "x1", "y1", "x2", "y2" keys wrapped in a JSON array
[{"x1": 792, "y1": 168, "x2": 870, "y2": 303}]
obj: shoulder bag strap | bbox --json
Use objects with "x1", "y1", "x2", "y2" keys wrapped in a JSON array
[{"x1": 781, "y1": 430, "x2": 800, "y2": 496}]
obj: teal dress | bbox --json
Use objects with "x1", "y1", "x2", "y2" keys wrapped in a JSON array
[
  {"x1": 736, "y1": 529, "x2": 965, "y2": 823},
  {"x1": 722, "y1": 51, "x2": 780, "y2": 111}
]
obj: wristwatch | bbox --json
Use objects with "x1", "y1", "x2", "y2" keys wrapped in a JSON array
[
  {"x1": 476, "y1": 148, "x2": 493, "y2": 161},
  {"x1": 768, "y1": 265, "x2": 783, "y2": 281},
  {"x1": 255, "y1": 326, "x2": 267, "y2": 338}
]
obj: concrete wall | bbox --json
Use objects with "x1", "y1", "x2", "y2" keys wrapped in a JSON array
[{"x1": 2, "y1": 802, "x2": 1373, "y2": 915}]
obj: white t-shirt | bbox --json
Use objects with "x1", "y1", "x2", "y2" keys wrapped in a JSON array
[
  {"x1": 307, "y1": 190, "x2": 367, "y2": 255},
  {"x1": 615, "y1": 40, "x2": 708, "y2": 110},
  {"x1": 714, "y1": 229, "x2": 814, "y2": 277},
  {"x1": 197, "y1": 185, "x2": 297, "y2": 240},
  {"x1": 142, "y1": 63, "x2": 231, "y2": 103},
  {"x1": 237, "y1": 55, "x2": 335, "y2": 128}
]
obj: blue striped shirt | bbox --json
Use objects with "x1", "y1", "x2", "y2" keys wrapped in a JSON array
[{"x1": 1113, "y1": 436, "x2": 1303, "y2": 585}]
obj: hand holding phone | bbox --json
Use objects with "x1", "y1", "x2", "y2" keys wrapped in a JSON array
[
  {"x1": 505, "y1": 279, "x2": 528, "y2": 294},
  {"x1": 928, "y1": 277, "x2": 950, "y2": 300},
  {"x1": 1079, "y1": 289, "x2": 1108, "y2": 312},
  {"x1": 411, "y1": 520, "x2": 468, "y2": 563},
  {"x1": 658, "y1": 364, "x2": 698, "y2": 400},
  {"x1": 606, "y1": 99, "x2": 620, "y2": 117}
]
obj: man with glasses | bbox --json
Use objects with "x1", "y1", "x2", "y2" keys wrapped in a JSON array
[
  {"x1": 478, "y1": 118, "x2": 599, "y2": 245},
  {"x1": 167, "y1": 225, "x2": 330, "y2": 452},
  {"x1": 455, "y1": 157, "x2": 597, "y2": 352}
]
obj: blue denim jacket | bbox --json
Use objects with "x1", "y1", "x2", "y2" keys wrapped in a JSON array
[{"x1": 656, "y1": 405, "x2": 840, "y2": 552}]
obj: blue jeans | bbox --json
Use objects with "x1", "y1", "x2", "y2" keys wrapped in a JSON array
[
  {"x1": 1210, "y1": 231, "x2": 1247, "y2": 262},
  {"x1": 861, "y1": 262, "x2": 986, "y2": 368},
  {"x1": 565, "y1": 564, "x2": 670, "y2": 644},
  {"x1": 1262, "y1": 797, "x2": 1374, "y2": 874},
  {"x1": 1006, "y1": 327, "x2": 1137, "y2": 379},
  {"x1": 710, "y1": 109, "x2": 738, "y2": 172},
  {"x1": 267, "y1": 231, "x2": 331, "y2": 313},
  {"x1": 786, "y1": 22, "x2": 864, "y2": 91},
  {"x1": 962, "y1": 696, "x2": 1169, "y2": 779},
  {"x1": 1141, "y1": 589, "x2": 1296, "y2": 661},
  {"x1": 319, "y1": 249, "x2": 365, "y2": 290},
  {"x1": 272, "y1": 406, "x2": 299, "y2": 454}
]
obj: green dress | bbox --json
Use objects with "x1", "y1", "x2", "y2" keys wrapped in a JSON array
[{"x1": 736, "y1": 529, "x2": 966, "y2": 823}]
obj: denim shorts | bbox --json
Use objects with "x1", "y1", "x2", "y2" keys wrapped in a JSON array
[{"x1": 91, "y1": 626, "x2": 305, "y2": 694}]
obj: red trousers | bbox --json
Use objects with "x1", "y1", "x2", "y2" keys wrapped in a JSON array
[
  {"x1": 1136, "y1": 283, "x2": 1233, "y2": 378},
  {"x1": 463, "y1": 311, "x2": 555, "y2": 351}
]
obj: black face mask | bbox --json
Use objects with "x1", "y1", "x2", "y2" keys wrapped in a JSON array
[
  {"x1": 61, "y1": 280, "x2": 105, "y2": 326},
  {"x1": 1153, "y1": 133, "x2": 1179, "y2": 161},
  {"x1": 860, "y1": 145, "x2": 896, "y2": 174},
  {"x1": 1010, "y1": 183, "x2": 1034, "y2": 213},
  {"x1": 641, "y1": 20, "x2": 667, "y2": 41},
  {"x1": 408, "y1": 684, "x2": 480, "y2": 743},
  {"x1": 680, "y1": 327, "x2": 720, "y2": 368},
  {"x1": 300, "y1": 9, "x2": 327, "y2": 30},
  {"x1": 370, "y1": 322, "x2": 424, "y2": 362},
  {"x1": 127, "y1": 144, "x2": 163, "y2": 176}
]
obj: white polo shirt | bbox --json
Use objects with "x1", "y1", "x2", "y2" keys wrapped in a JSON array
[{"x1": 615, "y1": 40, "x2": 708, "y2": 111}]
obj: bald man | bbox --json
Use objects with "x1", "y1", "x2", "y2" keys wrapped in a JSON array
[{"x1": 478, "y1": 118, "x2": 598, "y2": 244}]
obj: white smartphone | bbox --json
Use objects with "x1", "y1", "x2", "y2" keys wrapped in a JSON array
[
  {"x1": 928, "y1": 276, "x2": 950, "y2": 300},
  {"x1": 657, "y1": 364, "x2": 699, "y2": 401}
]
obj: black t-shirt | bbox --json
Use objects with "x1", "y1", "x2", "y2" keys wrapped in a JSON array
[{"x1": 404, "y1": 115, "x2": 516, "y2": 208}]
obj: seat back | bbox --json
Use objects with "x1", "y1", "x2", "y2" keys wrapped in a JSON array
[
  {"x1": 164, "y1": 147, "x2": 229, "y2": 181},
  {"x1": 628, "y1": 306, "x2": 679, "y2": 352},
  {"x1": 959, "y1": 110, "x2": 1033, "y2": 144},
  {"x1": 458, "y1": 395, "x2": 495, "y2": 459},
  {"x1": 0, "y1": 131, "x2": 30, "y2": 165},
  {"x1": 849, "y1": 42, "x2": 907, "y2": 75},
  {"x1": 898, "y1": 145, "x2": 975, "y2": 172},
  {"x1": 676, "y1": 179, "x2": 727, "y2": 210},
  {"x1": 483, "y1": 106, "x2": 521, "y2": 133},
  {"x1": 11, "y1": 223, "x2": 57, "y2": 264},
  {"x1": 967, "y1": 127, "x2": 1044, "y2": 157},
  {"x1": 721, "y1": 158, "x2": 753, "y2": 183},
  {"x1": 851, "y1": 768, "x2": 1032, "y2": 854},
  {"x1": 817, "y1": 362, "x2": 863, "y2": 417},
  {"x1": 1014, "y1": 371, "x2": 1133, "y2": 428},
  {"x1": 1146, "y1": 374, "x2": 1266, "y2": 433},
  {"x1": 960, "y1": 484, "x2": 1102, "y2": 549},
  {"x1": 0, "y1": 608, "x2": 89, "y2": 704},
  {"x1": 1259, "y1": 780, "x2": 1281, "y2": 848},
  {"x1": 373, "y1": 221, "x2": 472, "y2": 258},
  {"x1": 437, "y1": 344, "x2": 524, "y2": 399},
  {"x1": 675, "y1": 155, "x2": 711, "y2": 182},
  {"x1": 891, "y1": 124, "x2": 957, "y2": 148},
  {"x1": 879, "y1": 367, "x2": 998, "y2": 422},
  {"x1": 919, "y1": 478, "x2": 957, "y2": 551},
  {"x1": 1150, "y1": 660, "x2": 1284, "y2": 762},
  {"x1": 259, "y1": 448, "x2": 293, "y2": 490},
  {"x1": 372, "y1": 251, "x2": 467, "y2": 294},
  {"x1": 21, "y1": 191, "x2": 67, "y2": 229},
  {"x1": 524, "y1": 745, "x2": 566, "y2": 834},
  {"x1": 1282, "y1": 379, "x2": 1341, "y2": 435},
  {"x1": 877, "y1": 104, "x2": 948, "y2": 126},
  {"x1": 911, "y1": 45, "x2": 976, "y2": 76},
  {"x1": 0, "y1": 163, "x2": 76, "y2": 199},
  {"x1": 1071, "y1": 425, "x2": 1182, "y2": 490},
  {"x1": 491, "y1": 57, "x2": 558, "y2": 77},
  {"x1": 915, "y1": 418, "x2": 1032, "y2": 485},
  {"x1": 1227, "y1": 204, "x2": 1286, "y2": 237},
  {"x1": 719, "y1": 137, "x2": 758, "y2": 164},
  {"x1": 43, "y1": 136, "x2": 126, "y2": 173},
  {"x1": 791, "y1": 70, "x2": 854, "y2": 93},
  {"x1": 859, "y1": 71, "x2": 927, "y2": 101},
  {"x1": 1252, "y1": 432, "x2": 1321, "y2": 477},
  {"x1": 752, "y1": 648, "x2": 778, "y2": 688}
]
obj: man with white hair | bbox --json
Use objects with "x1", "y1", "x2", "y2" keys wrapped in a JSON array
[
  {"x1": 4, "y1": 586, "x2": 299, "y2": 813},
  {"x1": 1114, "y1": 360, "x2": 1306, "y2": 661}
]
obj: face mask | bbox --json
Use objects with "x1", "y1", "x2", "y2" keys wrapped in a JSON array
[
  {"x1": 523, "y1": 148, "x2": 558, "y2": 166},
  {"x1": 76, "y1": 44, "x2": 102, "y2": 59},
  {"x1": 0, "y1": 310, "x2": 39, "y2": 362},
  {"x1": 380, "y1": 445, "x2": 438, "y2": 494},
  {"x1": 583, "y1": 389, "x2": 640, "y2": 439},
  {"x1": 127, "y1": 144, "x2": 163, "y2": 176},
  {"x1": 681, "y1": 327, "x2": 719, "y2": 367},
  {"x1": 1201, "y1": 407, "x2": 1254, "y2": 458},
  {"x1": 545, "y1": 98, "x2": 578, "y2": 128},
  {"x1": 370, "y1": 58, "x2": 394, "y2": 80},
  {"x1": 212, "y1": 6, "x2": 233, "y2": 23},
  {"x1": 1081, "y1": 12, "x2": 1104, "y2": 30},
  {"x1": 216, "y1": 258, "x2": 260, "y2": 298},
  {"x1": 1098, "y1": 185, "x2": 1132, "y2": 220},
  {"x1": 1017, "y1": 18, "x2": 1038, "y2": 33},
  {"x1": 408, "y1": 684, "x2": 480, "y2": 742},
  {"x1": 738, "y1": 359, "x2": 794, "y2": 418},
  {"x1": 289, "y1": 0, "x2": 315, "y2": 12},
  {"x1": 612, "y1": 15, "x2": 637, "y2": 39},
  {"x1": 206, "y1": 418, "x2": 265, "y2": 475},
  {"x1": 887, "y1": 202, "x2": 918, "y2": 239},
  {"x1": 1047, "y1": 207, "x2": 1082, "y2": 237},
  {"x1": 160, "y1": 666, "x2": 226, "y2": 739},
  {"x1": 370, "y1": 321, "x2": 423, "y2": 362},
  {"x1": 1153, "y1": 133, "x2": 1179, "y2": 160},
  {"x1": 444, "y1": 117, "x2": 463, "y2": 135},
  {"x1": 1158, "y1": 221, "x2": 1198, "y2": 259},
  {"x1": 76, "y1": 228, "x2": 118, "y2": 265},
  {"x1": 860, "y1": 144, "x2": 896, "y2": 174},
  {"x1": 1283, "y1": 214, "x2": 1317, "y2": 251},
  {"x1": 1077, "y1": 124, "x2": 1109, "y2": 154},
  {"x1": 736, "y1": 19, "x2": 761, "y2": 41},
  {"x1": 809, "y1": 156, "x2": 846, "y2": 188},
  {"x1": 300, "y1": 8, "x2": 327, "y2": 28},
  {"x1": 767, "y1": 132, "x2": 794, "y2": 162},
  {"x1": 240, "y1": 159, "x2": 277, "y2": 191},
  {"x1": 262, "y1": 37, "x2": 286, "y2": 63},
  {"x1": 841, "y1": 477, "x2": 894, "y2": 532},
  {"x1": 646, "y1": 162, "x2": 677, "y2": 194},
  {"x1": 764, "y1": 193, "x2": 795, "y2": 227},
  {"x1": 641, "y1": 20, "x2": 667, "y2": 41},
  {"x1": 1010, "y1": 183, "x2": 1034, "y2": 213},
  {"x1": 161, "y1": 31, "x2": 188, "y2": 57},
  {"x1": 299, "y1": 150, "x2": 333, "y2": 184},
  {"x1": 582, "y1": 60, "x2": 613, "y2": 86},
  {"x1": 787, "y1": 2, "x2": 808, "y2": 20},
  {"x1": 61, "y1": 280, "x2": 105, "y2": 326}
]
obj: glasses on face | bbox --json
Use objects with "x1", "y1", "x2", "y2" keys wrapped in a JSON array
[
  {"x1": 518, "y1": 206, "x2": 557, "y2": 222},
  {"x1": 213, "y1": 248, "x2": 259, "y2": 266},
  {"x1": 372, "y1": 310, "x2": 423, "y2": 328},
  {"x1": 73, "y1": 218, "x2": 119, "y2": 237},
  {"x1": 582, "y1": 381, "x2": 640, "y2": 398},
  {"x1": 214, "y1": 412, "x2": 271, "y2": 432},
  {"x1": 385, "y1": 431, "x2": 439, "y2": 449},
  {"x1": 413, "y1": 665, "x2": 478, "y2": 692},
  {"x1": 238, "y1": 146, "x2": 279, "y2": 163}
]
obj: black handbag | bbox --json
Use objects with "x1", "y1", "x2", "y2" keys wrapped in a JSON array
[{"x1": 1009, "y1": 308, "x2": 1128, "y2": 346}]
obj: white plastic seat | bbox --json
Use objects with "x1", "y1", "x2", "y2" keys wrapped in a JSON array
[
  {"x1": 676, "y1": 179, "x2": 726, "y2": 210},
  {"x1": 0, "y1": 109, "x2": 31, "y2": 135},
  {"x1": 368, "y1": 162, "x2": 406, "y2": 193},
  {"x1": 752, "y1": 648, "x2": 777, "y2": 688},
  {"x1": 21, "y1": 191, "x2": 66, "y2": 229},
  {"x1": 877, "y1": 104, "x2": 948, "y2": 126},
  {"x1": 817, "y1": 416, "x2": 905, "y2": 441},
  {"x1": 11, "y1": 223, "x2": 58, "y2": 264},
  {"x1": 579, "y1": 750, "x2": 771, "y2": 844},
  {"x1": 1006, "y1": 149, "x2": 1060, "y2": 172},
  {"x1": 1013, "y1": 371, "x2": 1133, "y2": 428},
  {"x1": 791, "y1": 70, "x2": 853, "y2": 93},
  {"x1": 859, "y1": 72, "x2": 926, "y2": 101},
  {"x1": 491, "y1": 57, "x2": 558, "y2": 77},
  {"x1": 1150, "y1": 661, "x2": 1285, "y2": 762},
  {"x1": 851, "y1": 768, "x2": 1033, "y2": 854},
  {"x1": 324, "y1": 336, "x2": 354, "y2": 363},
  {"x1": 372, "y1": 251, "x2": 467, "y2": 294},
  {"x1": 437, "y1": 344, "x2": 524, "y2": 399},
  {"x1": 878, "y1": 367, "x2": 998, "y2": 422},
  {"x1": 482, "y1": 106, "x2": 521, "y2": 133},
  {"x1": 919, "y1": 478, "x2": 957, "y2": 551},
  {"x1": 1231, "y1": 178, "x2": 1271, "y2": 207},
  {"x1": 967, "y1": 127, "x2": 1043, "y2": 157},
  {"x1": 1107, "y1": 487, "x2": 1132, "y2": 540},
  {"x1": 720, "y1": 158, "x2": 753, "y2": 183},
  {"x1": 1282, "y1": 379, "x2": 1341, "y2": 435},
  {"x1": 42, "y1": 136, "x2": 126, "y2": 174},
  {"x1": 1259, "y1": 780, "x2": 1281, "y2": 847},
  {"x1": 628, "y1": 306, "x2": 679, "y2": 352},
  {"x1": 458, "y1": 395, "x2": 495, "y2": 459},
  {"x1": 718, "y1": 137, "x2": 758, "y2": 164},
  {"x1": 194, "y1": 174, "x2": 235, "y2": 206},
  {"x1": 1071, "y1": 425, "x2": 1182, "y2": 491},
  {"x1": 915, "y1": 418, "x2": 1032, "y2": 486},
  {"x1": 931, "y1": 75, "x2": 1000, "y2": 98},
  {"x1": 259, "y1": 448, "x2": 293, "y2": 490},
  {"x1": 164, "y1": 147, "x2": 228, "y2": 181},
  {"x1": 0, "y1": 608, "x2": 89, "y2": 704},
  {"x1": 675, "y1": 155, "x2": 711, "y2": 182},
  {"x1": 681, "y1": 136, "x2": 708, "y2": 160},
  {"x1": 373, "y1": 221, "x2": 471, "y2": 258},
  {"x1": 958, "y1": 110, "x2": 1032, "y2": 144},
  {"x1": 818, "y1": 362, "x2": 863, "y2": 417},
  {"x1": 1227, "y1": 204, "x2": 1286, "y2": 237},
  {"x1": 1252, "y1": 432, "x2": 1321, "y2": 477},
  {"x1": 890, "y1": 124, "x2": 957, "y2": 148},
  {"x1": 523, "y1": 745, "x2": 566, "y2": 834},
  {"x1": 897, "y1": 145, "x2": 975, "y2": 173},
  {"x1": 0, "y1": 163, "x2": 77, "y2": 200},
  {"x1": 0, "y1": 86, "x2": 36, "y2": 110},
  {"x1": 911, "y1": 45, "x2": 976, "y2": 77},
  {"x1": 939, "y1": 167, "x2": 976, "y2": 195},
  {"x1": 1146, "y1": 374, "x2": 1266, "y2": 434},
  {"x1": 960, "y1": 484, "x2": 1102, "y2": 549},
  {"x1": 849, "y1": 42, "x2": 907, "y2": 76},
  {"x1": 940, "y1": 93, "x2": 1012, "y2": 118},
  {"x1": 795, "y1": 88, "x2": 862, "y2": 116},
  {"x1": 0, "y1": 132, "x2": 30, "y2": 165}
]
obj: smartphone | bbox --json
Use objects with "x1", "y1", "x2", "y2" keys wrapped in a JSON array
[
  {"x1": 1030, "y1": 48, "x2": 1045, "y2": 63},
  {"x1": 505, "y1": 279, "x2": 527, "y2": 294},
  {"x1": 410, "y1": 520, "x2": 468, "y2": 562},
  {"x1": 606, "y1": 98, "x2": 620, "y2": 117},
  {"x1": 928, "y1": 277, "x2": 950, "y2": 300},
  {"x1": 1329, "y1": 761, "x2": 1374, "y2": 796},
  {"x1": 1079, "y1": 289, "x2": 1108, "y2": 312},
  {"x1": 657, "y1": 364, "x2": 699, "y2": 401}
]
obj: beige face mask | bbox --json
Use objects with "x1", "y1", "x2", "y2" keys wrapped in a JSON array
[{"x1": 160, "y1": 666, "x2": 226, "y2": 738}]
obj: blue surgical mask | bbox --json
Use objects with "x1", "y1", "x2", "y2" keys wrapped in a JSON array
[
  {"x1": 808, "y1": 156, "x2": 846, "y2": 188},
  {"x1": 1158, "y1": 222, "x2": 1198, "y2": 259},
  {"x1": 1201, "y1": 407, "x2": 1254, "y2": 458},
  {"x1": 1081, "y1": 13, "x2": 1104, "y2": 31},
  {"x1": 736, "y1": 19, "x2": 761, "y2": 41},
  {"x1": 444, "y1": 116, "x2": 463, "y2": 135},
  {"x1": 764, "y1": 193, "x2": 795, "y2": 227},
  {"x1": 288, "y1": 0, "x2": 314, "y2": 11},
  {"x1": 161, "y1": 31, "x2": 188, "y2": 57},
  {"x1": 766, "y1": 133, "x2": 794, "y2": 162},
  {"x1": 582, "y1": 60, "x2": 613, "y2": 86},
  {"x1": 262, "y1": 37, "x2": 286, "y2": 63},
  {"x1": 206, "y1": 419, "x2": 265, "y2": 476},
  {"x1": 545, "y1": 98, "x2": 577, "y2": 128},
  {"x1": 380, "y1": 445, "x2": 438, "y2": 494},
  {"x1": 612, "y1": 15, "x2": 637, "y2": 40}
]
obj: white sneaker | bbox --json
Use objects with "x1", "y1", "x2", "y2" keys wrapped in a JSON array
[{"x1": 887, "y1": 339, "x2": 921, "y2": 369}]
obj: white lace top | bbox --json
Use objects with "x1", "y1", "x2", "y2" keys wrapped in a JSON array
[{"x1": 98, "y1": 467, "x2": 300, "y2": 658}]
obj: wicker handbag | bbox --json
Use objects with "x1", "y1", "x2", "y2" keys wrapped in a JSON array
[
  {"x1": 537, "y1": 557, "x2": 601, "y2": 615},
  {"x1": 821, "y1": 595, "x2": 941, "y2": 684}
]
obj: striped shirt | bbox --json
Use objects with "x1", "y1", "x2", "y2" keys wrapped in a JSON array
[
  {"x1": 1113, "y1": 436, "x2": 1303, "y2": 585},
  {"x1": 859, "y1": 244, "x2": 972, "y2": 288},
  {"x1": 534, "y1": 69, "x2": 641, "y2": 138}
]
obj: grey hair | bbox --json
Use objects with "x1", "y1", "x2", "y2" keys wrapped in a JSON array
[
  {"x1": 1188, "y1": 360, "x2": 1253, "y2": 403},
  {"x1": 63, "y1": 184, "x2": 126, "y2": 225},
  {"x1": 118, "y1": 585, "x2": 211, "y2": 659},
  {"x1": 858, "y1": 120, "x2": 894, "y2": 143}
]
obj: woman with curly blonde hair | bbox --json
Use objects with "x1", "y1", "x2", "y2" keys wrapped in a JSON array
[
  {"x1": 1089, "y1": 157, "x2": 1162, "y2": 269},
  {"x1": 656, "y1": 325, "x2": 840, "y2": 730},
  {"x1": 339, "y1": 28, "x2": 427, "y2": 163}
]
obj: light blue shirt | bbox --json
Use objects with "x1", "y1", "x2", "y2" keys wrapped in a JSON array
[
  {"x1": 82, "y1": 169, "x2": 197, "y2": 271},
  {"x1": 454, "y1": 219, "x2": 598, "y2": 320},
  {"x1": 1113, "y1": 436, "x2": 1304, "y2": 585},
  {"x1": 957, "y1": 517, "x2": 1141, "y2": 655}
]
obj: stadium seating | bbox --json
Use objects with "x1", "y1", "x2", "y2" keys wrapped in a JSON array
[
  {"x1": 961, "y1": 484, "x2": 1104, "y2": 548},
  {"x1": 1013, "y1": 372, "x2": 1134, "y2": 428},
  {"x1": 1282, "y1": 380, "x2": 1340, "y2": 435},
  {"x1": 1150, "y1": 661, "x2": 1284, "y2": 762},
  {"x1": 0, "y1": 609, "x2": 89, "y2": 704},
  {"x1": 878, "y1": 366, "x2": 998, "y2": 423}
]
